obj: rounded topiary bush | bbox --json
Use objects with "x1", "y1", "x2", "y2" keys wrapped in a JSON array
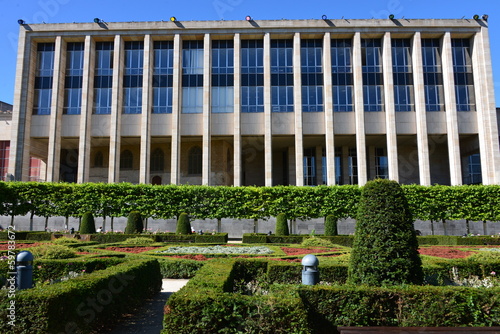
[
  {"x1": 125, "y1": 211, "x2": 144, "y2": 234},
  {"x1": 324, "y1": 215, "x2": 338, "y2": 236},
  {"x1": 348, "y1": 179, "x2": 423, "y2": 286},
  {"x1": 275, "y1": 213, "x2": 289, "y2": 236},
  {"x1": 80, "y1": 212, "x2": 96, "y2": 234},
  {"x1": 176, "y1": 213, "x2": 192, "y2": 235}
]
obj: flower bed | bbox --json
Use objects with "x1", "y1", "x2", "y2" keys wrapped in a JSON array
[
  {"x1": 0, "y1": 242, "x2": 40, "y2": 250},
  {"x1": 418, "y1": 246, "x2": 477, "y2": 259},
  {"x1": 156, "y1": 245, "x2": 274, "y2": 255}
]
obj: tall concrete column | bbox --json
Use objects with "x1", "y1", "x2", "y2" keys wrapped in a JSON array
[
  {"x1": 77, "y1": 36, "x2": 95, "y2": 184},
  {"x1": 233, "y1": 34, "x2": 242, "y2": 186},
  {"x1": 139, "y1": 35, "x2": 153, "y2": 184},
  {"x1": 352, "y1": 32, "x2": 367, "y2": 185},
  {"x1": 170, "y1": 34, "x2": 182, "y2": 185},
  {"x1": 323, "y1": 33, "x2": 336, "y2": 185},
  {"x1": 293, "y1": 32, "x2": 304, "y2": 186},
  {"x1": 382, "y1": 32, "x2": 399, "y2": 182},
  {"x1": 9, "y1": 28, "x2": 34, "y2": 181},
  {"x1": 202, "y1": 33, "x2": 212, "y2": 185},
  {"x1": 441, "y1": 32, "x2": 462, "y2": 185},
  {"x1": 412, "y1": 32, "x2": 431, "y2": 185},
  {"x1": 108, "y1": 35, "x2": 123, "y2": 183},
  {"x1": 264, "y1": 33, "x2": 273, "y2": 186},
  {"x1": 46, "y1": 36, "x2": 66, "y2": 182},
  {"x1": 472, "y1": 27, "x2": 500, "y2": 184}
]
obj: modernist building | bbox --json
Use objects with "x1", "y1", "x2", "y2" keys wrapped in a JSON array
[{"x1": 8, "y1": 18, "x2": 500, "y2": 186}]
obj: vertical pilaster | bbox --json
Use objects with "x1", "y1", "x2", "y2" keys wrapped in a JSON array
[
  {"x1": 382, "y1": 32, "x2": 399, "y2": 182},
  {"x1": 140, "y1": 35, "x2": 153, "y2": 184},
  {"x1": 441, "y1": 32, "x2": 462, "y2": 185},
  {"x1": 46, "y1": 36, "x2": 65, "y2": 182},
  {"x1": 323, "y1": 33, "x2": 336, "y2": 185},
  {"x1": 293, "y1": 33, "x2": 304, "y2": 186},
  {"x1": 170, "y1": 34, "x2": 182, "y2": 185},
  {"x1": 353, "y1": 32, "x2": 367, "y2": 185},
  {"x1": 77, "y1": 35, "x2": 95, "y2": 184},
  {"x1": 412, "y1": 32, "x2": 431, "y2": 185},
  {"x1": 108, "y1": 35, "x2": 123, "y2": 183},
  {"x1": 264, "y1": 33, "x2": 273, "y2": 186},
  {"x1": 233, "y1": 34, "x2": 242, "y2": 186},
  {"x1": 473, "y1": 27, "x2": 500, "y2": 184},
  {"x1": 202, "y1": 33, "x2": 211, "y2": 185},
  {"x1": 9, "y1": 27, "x2": 33, "y2": 181}
]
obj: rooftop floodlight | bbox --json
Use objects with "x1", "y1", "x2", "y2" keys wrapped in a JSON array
[
  {"x1": 170, "y1": 16, "x2": 177, "y2": 22},
  {"x1": 322, "y1": 14, "x2": 327, "y2": 20},
  {"x1": 245, "y1": 15, "x2": 252, "y2": 21},
  {"x1": 389, "y1": 14, "x2": 395, "y2": 19},
  {"x1": 17, "y1": 19, "x2": 25, "y2": 25},
  {"x1": 482, "y1": 14, "x2": 489, "y2": 21},
  {"x1": 93, "y1": 18, "x2": 101, "y2": 23},
  {"x1": 473, "y1": 14, "x2": 480, "y2": 20}
]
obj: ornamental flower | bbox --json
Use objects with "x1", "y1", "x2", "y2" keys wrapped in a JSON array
[{"x1": 491, "y1": 271, "x2": 496, "y2": 276}]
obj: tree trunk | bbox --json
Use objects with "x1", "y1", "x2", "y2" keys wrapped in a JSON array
[
  {"x1": 466, "y1": 219, "x2": 470, "y2": 235},
  {"x1": 102, "y1": 216, "x2": 106, "y2": 232},
  {"x1": 442, "y1": 219, "x2": 447, "y2": 236},
  {"x1": 253, "y1": 219, "x2": 258, "y2": 233},
  {"x1": 111, "y1": 217, "x2": 114, "y2": 232},
  {"x1": 483, "y1": 220, "x2": 488, "y2": 235},
  {"x1": 144, "y1": 217, "x2": 148, "y2": 231},
  {"x1": 44, "y1": 216, "x2": 49, "y2": 231},
  {"x1": 218, "y1": 218, "x2": 222, "y2": 233},
  {"x1": 430, "y1": 220, "x2": 435, "y2": 235},
  {"x1": 30, "y1": 212, "x2": 34, "y2": 231}
]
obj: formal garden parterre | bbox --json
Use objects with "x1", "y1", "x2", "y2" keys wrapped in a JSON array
[{"x1": 1, "y1": 181, "x2": 500, "y2": 332}]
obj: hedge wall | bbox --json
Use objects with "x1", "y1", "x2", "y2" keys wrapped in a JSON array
[
  {"x1": 163, "y1": 259, "x2": 311, "y2": 333},
  {"x1": 0, "y1": 258, "x2": 161, "y2": 334},
  {"x1": 1, "y1": 182, "x2": 499, "y2": 223},
  {"x1": 299, "y1": 285, "x2": 500, "y2": 333}
]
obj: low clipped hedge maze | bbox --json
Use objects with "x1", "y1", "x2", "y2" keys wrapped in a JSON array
[
  {"x1": 0, "y1": 258, "x2": 162, "y2": 334},
  {"x1": 163, "y1": 258, "x2": 500, "y2": 333}
]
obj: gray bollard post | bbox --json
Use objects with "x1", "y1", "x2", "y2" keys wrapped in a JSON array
[
  {"x1": 301, "y1": 254, "x2": 319, "y2": 285},
  {"x1": 16, "y1": 251, "x2": 34, "y2": 290}
]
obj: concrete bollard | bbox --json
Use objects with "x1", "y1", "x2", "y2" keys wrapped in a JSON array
[
  {"x1": 302, "y1": 254, "x2": 319, "y2": 285},
  {"x1": 16, "y1": 251, "x2": 33, "y2": 290}
]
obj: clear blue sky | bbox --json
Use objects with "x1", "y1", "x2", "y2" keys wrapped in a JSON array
[{"x1": 1, "y1": 0, "x2": 500, "y2": 105}]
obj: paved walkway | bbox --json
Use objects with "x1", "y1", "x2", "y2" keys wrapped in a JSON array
[{"x1": 101, "y1": 279, "x2": 189, "y2": 334}]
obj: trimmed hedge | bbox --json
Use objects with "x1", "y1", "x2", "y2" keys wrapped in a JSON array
[
  {"x1": 163, "y1": 259, "x2": 311, "y2": 333},
  {"x1": 2, "y1": 182, "x2": 499, "y2": 223},
  {"x1": 242, "y1": 234, "x2": 354, "y2": 246},
  {"x1": 0, "y1": 258, "x2": 162, "y2": 334},
  {"x1": 299, "y1": 285, "x2": 500, "y2": 333},
  {"x1": 157, "y1": 258, "x2": 205, "y2": 279},
  {"x1": 125, "y1": 211, "x2": 144, "y2": 234}
]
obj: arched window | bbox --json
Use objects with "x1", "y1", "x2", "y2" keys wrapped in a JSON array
[
  {"x1": 152, "y1": 175, "x2": 162, "y2": 185},
  {"x1": 151, "y1": 148, "x2": 164, "y2": 172},
  {"x1": 120, "y1": 150, "x2": 133, "y2": 170},
  {"x1": 188, "y1": 146, "x2": 202, "y2": 175},
  {"x1": 94, "y1": 151, "x2": 104, "y2": 167}
]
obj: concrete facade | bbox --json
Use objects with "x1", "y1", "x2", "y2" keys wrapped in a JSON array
[{"x1": 6, "y1": 18, "x2": 500, "y2": 186}]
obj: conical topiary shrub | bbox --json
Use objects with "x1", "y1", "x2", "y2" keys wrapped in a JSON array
[
  {"x1": 275, "y1": 213, "x2": 289, "y2": 236},
  {"x1": 80, "y1": 212, "x2": 96, "y2": 234},
  {"x1": 348, "y1": 179, "x2": 424, "y2": 286},
  {"x1": 125, "y1": 211, "x2": 144, "y2": 234},
  {"x1": 176, "y1": 213, "x2": 192, "y2": 234},
  {"x1": 324, "y1": 215, "x2": 338, "y2": 236}
]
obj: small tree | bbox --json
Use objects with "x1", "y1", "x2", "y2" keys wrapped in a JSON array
[
  {"x1": 324, "y1": 215, "x2": 338, "y2": 236},
  {"x1": 348, "y1": 179, "x2": 423, "y2": 286},
  {"x1": 275, "y1": 213, "x2": 289, "y2": 236},
  {"x1": 125, "y1": 211, "x2": 144, "y2": 234},
  {"x1": 80, "y1": 212, "x2": 96, "y2": 234},
  {"x1": 176, "y1": 213, "x2": 192, "y2": 234}
]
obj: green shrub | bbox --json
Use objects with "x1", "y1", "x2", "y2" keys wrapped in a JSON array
[
  {"x1": 80, "y1": 212, "x2": 96, "y2": 234},
  {"x1": 324, "y1": 215, "x2": 338, "y2": 236},
  {"x1": 301, "y1": 236, "x2": 335, "y2": 247},
  {"x1": 176, "y1": 213, "x2": 191, "y2": 235},
  {"x1": 275, "y1": 213, "x2": 289, "y2": 236},
  {"x1": 30, "y1": 244, "x2": 76, "y2": 259},
  {"x1": 125, "y1": 211, "x2": 144, "y2": 234},
  {"x1": 0, "y1": 259, "x2": 161, "y2": 334},
  {"x1": 349, "y1": 179, "x2": 424, "y2": 286},
  {"x1": 52, "y1": 237, "x2": 80, "y2": 245},
  {"x1": 123, "y1": 237, "x2": 155, "y2": 245},
  {"x1": 157, "y1": 258, "x2": 205, "y2": 278}
]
